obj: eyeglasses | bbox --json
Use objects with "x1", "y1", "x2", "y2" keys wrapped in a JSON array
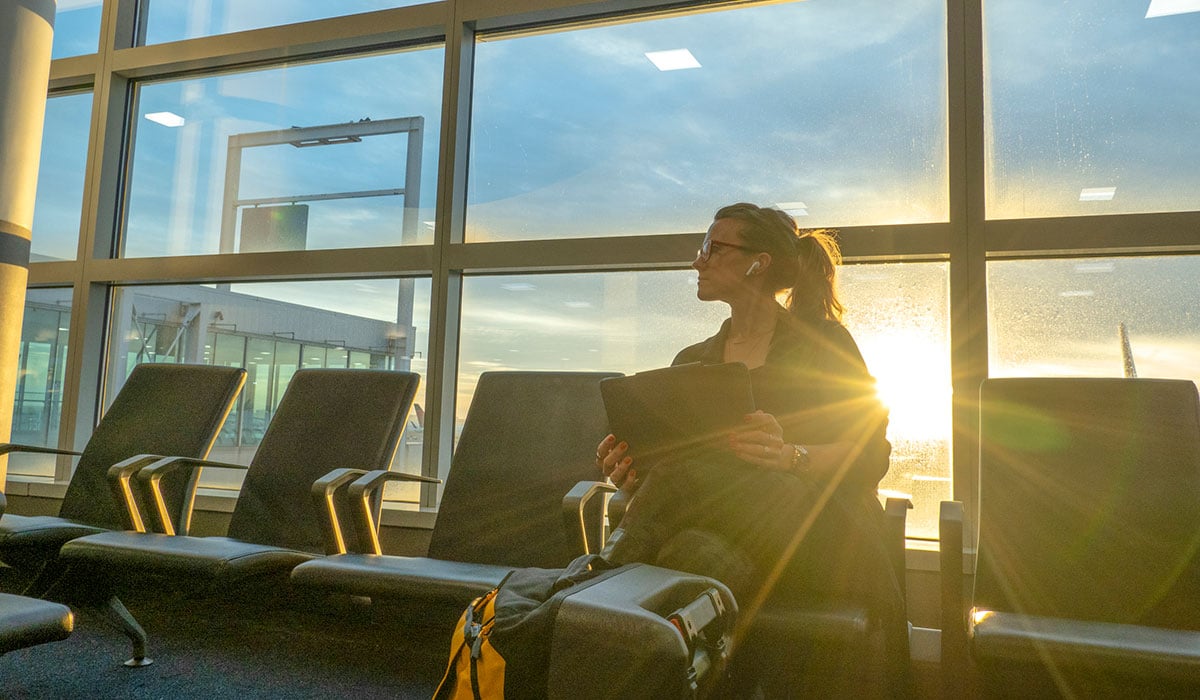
[{"x1": 696, "y1": 237, "x2": 756, "y2": 262}]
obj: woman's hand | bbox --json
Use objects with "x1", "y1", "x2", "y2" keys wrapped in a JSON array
[
  {"x1": 729, "y1": 411, "x2": 791, "y2": 471},
  {"x1": 596, "y1": 434, "x2": 640, "y2": 493}
]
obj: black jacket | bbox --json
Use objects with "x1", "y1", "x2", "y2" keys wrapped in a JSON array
[{"x1": 672, "y1": 305, "x2": 891, "y2": 495}]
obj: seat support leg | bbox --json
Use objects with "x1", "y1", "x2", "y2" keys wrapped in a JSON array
[{"x1": 101, "y1": 595, "x2": 153, "y2": 667}]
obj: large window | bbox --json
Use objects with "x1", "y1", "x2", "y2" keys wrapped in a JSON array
[
  {"x1": 985, "y1": 0, "x2": 1200, "y2": 219},
  {"x1": 13, "y1": 0, "x2": 1200, "y2": 546},
  {"x1": 988, "y1": 255, "x2": 1200, "y2": 385},
  {"x1": 842, "y1": 262, "x2": 950, "y2": 540},
  {"x1": 122, "y1": 49, "x2": 443, "y2": 258},
  {"x1": 468, "y1": 0, "x2": 948, "y2": 241},
  {"x1": 52, "y1": 0, "x2": 102, "y2": 59},
  {"x1": 32, "y1": 92, "x2": 92, "y2": 262},
  {"x1": 459, "y1": 262, "x2": 951, "y2": 538},
  {"x1": 9, "y1": 289, "x2": 73, "y2": 480},
  {"x1": 106, "y1": 279, "x2": 430, "y2": 498}
]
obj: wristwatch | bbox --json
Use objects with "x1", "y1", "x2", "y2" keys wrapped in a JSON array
[{"x1": 790, "y1": 444, "x2": 810, "y2": 474}]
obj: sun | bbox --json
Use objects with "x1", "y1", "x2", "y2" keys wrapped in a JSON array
[{"x1": 854, "y1": 328, "x2": 952, "y2": 442}]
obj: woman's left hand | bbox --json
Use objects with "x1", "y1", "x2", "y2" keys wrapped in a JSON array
[{"x1": 729, "y1": 410, "x2": 790, "y2": 471}]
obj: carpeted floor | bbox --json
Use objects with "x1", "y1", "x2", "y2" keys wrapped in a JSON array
[{"x1": 0, "y1": 582, "x2": 458, "y2": 699}]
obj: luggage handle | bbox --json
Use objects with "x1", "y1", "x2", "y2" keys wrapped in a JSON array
[{"x1": 666, "y1": 587, "x2": 726, "y2": 653}]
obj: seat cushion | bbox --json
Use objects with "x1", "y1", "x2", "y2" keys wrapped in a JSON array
[
  {"x1": 59, "y1": 531, "x2": 314, "y2": 584},
  {"x1": 0, "y1": 592, "x2": 73, "y2": 655},
  {"x1": 743, "y1": 600, "x2": 872, "y2": 650},
  {"x1": 291, "y1": 554, "x2": 512, "y2": 606},
  {"x1": 972, "y1": 610, "x2": 1200, "y2": 684},
  {"x1": 0, "y1": 515, "x2": 106, "y2": 569}
]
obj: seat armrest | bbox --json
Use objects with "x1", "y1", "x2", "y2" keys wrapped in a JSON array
[
  {"x1": 0, "y1": 443, "x2": 82, "y2": 457},
  {"x1": 883, "y1": 496, "x2": 912, "y2": 601},
  {"x1": 310, "y1": 468, "x2": 368, "y2": 555},
  {"x1": 106, "y1": 454, "x2": 167, "y2": 532},
  {"x1": 346, "y1": 470, "x2": 440, "y2": 554},
  {"x1": 562, "y1": 480, "x2": 617, "y2": 556},
  {"x1": 607, "y1": 487, "x2": 631, "y2": 530},
  {"x1": 136, "y1": 456, "x2": 249, "y2": 536},
  {"x1": 940, "y1": 500, "x2": 968, "y2": 699}
]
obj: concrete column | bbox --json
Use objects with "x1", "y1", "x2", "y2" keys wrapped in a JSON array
[{"x1": 0, "y1": 0, "x2": 56, "y2": 481}]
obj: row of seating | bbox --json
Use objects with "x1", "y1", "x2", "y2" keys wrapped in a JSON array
[
  {"x1": 941, "y1": 378, "x2": 1200, "y2": 698},
  {"x1": 0, "y1": 363, "x2": 910, "y2": 695},
  {"x1": 0, "y1": 363, "x2": 249, "y2": 659}
]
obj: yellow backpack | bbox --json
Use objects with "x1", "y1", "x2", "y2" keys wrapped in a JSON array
[
  {"x1": 433, "y1": 555, "x2": 620, "y2": 700},
  {"x1": 434, "y1": 585, "x2": 506, "y2": 700}
]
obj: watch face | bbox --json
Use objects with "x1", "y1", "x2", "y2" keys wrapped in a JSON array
[{"x1": 793, "y1": 444, "x2": 810, "y2": 470}]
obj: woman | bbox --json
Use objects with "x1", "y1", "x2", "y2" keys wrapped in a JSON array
[{"x1": 595, "y1": 203, "x2": 891, "y2": 607}]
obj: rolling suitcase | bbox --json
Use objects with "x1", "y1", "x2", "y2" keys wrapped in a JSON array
[{"x1": 546, "y1": 564, "x2": 737, "y2": 699}]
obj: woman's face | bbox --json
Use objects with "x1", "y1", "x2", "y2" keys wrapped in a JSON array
[{"x1": 692, "y1": 218, "x2": 762, "y2": 303}]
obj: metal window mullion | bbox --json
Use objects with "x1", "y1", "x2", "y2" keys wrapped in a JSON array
[
  {"x1": 106, "y1": 5, "x2": 448, "y2": 81},
  {"x1": 947, "y1": 0, "x2": 987, "y2": 545},
  {"x1": 81, "y1": 246, "x2": 436, "y2": 285},
  {"x1": 984, "y1": 212, "x2": 1200, "y2": 257},
  {"x1": 421, "y1": 10, "x2": 476, "y2": 508}
]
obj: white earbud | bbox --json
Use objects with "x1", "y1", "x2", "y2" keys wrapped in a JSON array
[{"x1": 745, "y1": 261, "x2": 761, "y2": 277}]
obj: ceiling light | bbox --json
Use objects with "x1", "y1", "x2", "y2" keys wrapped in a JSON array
[
  {"x1": 775, "y1": 201, "x2": 809, "y2": 217},
  {"x1": 1145, "y1": 0, "x2": 1200, "y2": 18},
  {"x1": 145, "y1": 111, "x2": 186, "y2": 127},
  {"x1": 500, "y1": 283, "x2": 535, "y2": 292},
  {"x1": 1079, "y1": 187, "x2": 1115, "y2": 202},
  {"x1": 645, "y1": 49, "x2": 701, "y2": 71}
]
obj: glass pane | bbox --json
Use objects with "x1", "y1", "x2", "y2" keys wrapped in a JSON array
[
  {"x1": 988, "y1": 256, "x2": 1200, "y2": 387},
  {"x1": 241, "y1": 338, "x2": 275, "y2": 446},
  {"x1": 105, "y1": 279, "x2": 431, "y2": 496},
  {"x1": 841, "y1": 263, "x2": 951, "y2": 540},
  {"x1": 122, "y1": 48, "x2": 443, "y2": 258},
  {"x1": 142, "y1": 1, "x2": 432, "y2": 44},
  {"x1": 458, "y1": 263, "x2": 951, "y2": 537},
  {"x1": 52, "y1": 0, "x2": 102, "y2": 59},
  {"x1": 468, "y1": 0, "x2": 947, "y2": 241},
  {"x1": 985, "y1": 1, "x2": 1200, "y2": 219},
  {"x1": 32, "y1": 92, "x2": 91, "y2": 261},
  {"x1": 9, "y1": 288, "x2": 73, "y2": 479}
]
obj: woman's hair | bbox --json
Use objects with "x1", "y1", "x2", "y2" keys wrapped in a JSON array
[{"x1": 713, "y1": 202, "x2": 844, "y2": 323}]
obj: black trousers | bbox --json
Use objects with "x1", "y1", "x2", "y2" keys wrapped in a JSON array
[{"x1": 614, "y1": 458, "x2": 885, "y2": 606}]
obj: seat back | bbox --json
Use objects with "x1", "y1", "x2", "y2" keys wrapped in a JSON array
[
  {"x1": 427, "y1": 371, "x2": 616, "y2": 569},
  {"x1": 58, "y1": 364, "x2": 246, "y2": 530},
  {"x1": 974, "y1": 377, "x2": 1200, "y2": 628},
  {"x1": 227, "y1": 368, "x2": 419, "y2": 553}
]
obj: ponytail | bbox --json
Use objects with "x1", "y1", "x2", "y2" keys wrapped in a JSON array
[
  {"x1": 712, "y1": 203, "x2": 845, "y2": 324},
  {"x1": 787, "y1": 229, "x2": 844, "y2": 324}
]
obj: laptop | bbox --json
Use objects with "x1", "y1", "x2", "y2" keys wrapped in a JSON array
[{"x1": 599, "y1": 362, "x2": 756, "y2": 469}]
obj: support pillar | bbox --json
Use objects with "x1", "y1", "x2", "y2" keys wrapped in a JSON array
[{"x1": 0, "y1": 0, "x2": 56, "y2": 481}]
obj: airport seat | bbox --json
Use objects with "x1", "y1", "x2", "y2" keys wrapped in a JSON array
[
  {"x1": 737, "y1": 494, "x2": 910, "y2": 697},
  {"x1": 0, "y1": 363, "x2": 246, "y2": 582},
  {"x1": 573, "y1": 486, "x2": 912, "y2": 697},
  {"x1": 55, "y1": 368, "x2": 422, "y2": 666},
  {"x1": 0, "y1": 493, "x2": 74, "y2": 655},
  {"x1": 940, "y1": 377, "x2": 1200, "y2": 698},
  {"x1": 290, "y1": 371, "x2": 618, "y2": 608}
]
